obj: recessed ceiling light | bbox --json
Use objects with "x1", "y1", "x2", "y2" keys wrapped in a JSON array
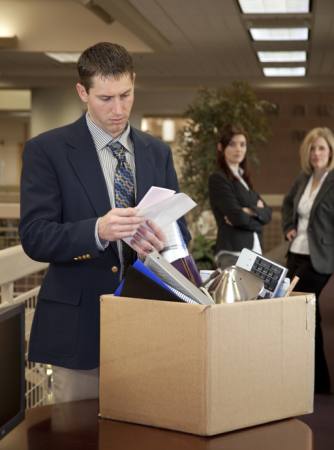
[
  {"x1": 258, "y1": 51, "x2": 307, "y2": 62},
  {"x1": 238, "y1": 0, "x2": 310, "y2": 14},
  {"x1": 45, "y1": 52, "x2": 81, "y2": 63},
  {"x1": 263, "y1": 67, "x2": 306, "y2": 77},
  {"x1": 250, "y1": 28, "x2": 308, "y2": 41}
]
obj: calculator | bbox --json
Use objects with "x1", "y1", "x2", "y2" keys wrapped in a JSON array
[{"x1": 236, "y1": 248, "x2": 288, "y2": 298}]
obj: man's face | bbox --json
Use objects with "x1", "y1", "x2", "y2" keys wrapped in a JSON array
[{"x1": 76, "y1": 73, "x2": 135, "y2": 137}]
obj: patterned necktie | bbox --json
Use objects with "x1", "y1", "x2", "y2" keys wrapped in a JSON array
[
  {"x1": 108, "y1": 141, "x2": 135, "y2": 270},
  {"x1": 108, "y1": 141, "x2": 135, "y2": 208}
]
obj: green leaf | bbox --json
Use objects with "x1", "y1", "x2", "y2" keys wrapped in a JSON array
[{"x1": 177, "y1": 81, "x2": 275, "y2": 214}]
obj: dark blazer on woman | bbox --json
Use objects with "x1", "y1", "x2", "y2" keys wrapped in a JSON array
[
  {"x1": 209, "y1": 170, "x2": 272, "y2": 253},
  {"x1": 19, "y1": 115, "x2": 190, "y2": 370},
  {"x1": 282, "y1": 170, "x2": 334, "y2": 274}
]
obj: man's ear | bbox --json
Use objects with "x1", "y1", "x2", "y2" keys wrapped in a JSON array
[
  {"x1": 131, "y1": 72, "x2": 136, "y2": 88},
  {"x1": 76, "y1": 83, "x2": 88, "y2": 103},
  {"x1": 217, "y1": 142, "x2": 223, "y2": 152}
]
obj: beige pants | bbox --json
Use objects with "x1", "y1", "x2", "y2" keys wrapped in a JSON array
[{"x1": 52, "y1": 366, "x2": 99, "y2": 403}]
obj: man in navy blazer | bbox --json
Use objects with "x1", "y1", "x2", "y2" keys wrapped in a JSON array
[{"x1": 19, "y1": 42, "x2": 190, "y2": 402}]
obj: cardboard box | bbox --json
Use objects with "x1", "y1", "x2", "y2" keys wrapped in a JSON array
[{"x1": 99, "y1": 294, "x2": 315, "y2": 436}]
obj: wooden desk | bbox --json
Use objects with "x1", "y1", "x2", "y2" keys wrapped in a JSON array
[{"x1": 0, "y1": 399, "x2": 312, "y2": 450}]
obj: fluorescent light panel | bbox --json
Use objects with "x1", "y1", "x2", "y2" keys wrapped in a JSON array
[
  {"x1": 45, "y1": 52, "x2": 81, "y2": 63},
  {"x1": 250, "y1": 27, "x2": 308, "y2": 41},
  {"x1": 258, "y1": 51, "x2": 306, "y2": 62},
  {"x1": 263, "y1": 67, "x2": 306, "y2": 76},
  {"x1": 238, "y1": 0, "x2": 310, "y2": 14}
]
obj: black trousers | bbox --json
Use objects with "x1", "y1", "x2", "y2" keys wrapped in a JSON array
[{"x1": 287, "y1": 252, "x2": 331, "y2": 393}]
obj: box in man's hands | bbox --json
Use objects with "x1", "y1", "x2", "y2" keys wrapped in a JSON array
[{"x1": 99, "y1": 294, "x2": 315, "y2": 436}]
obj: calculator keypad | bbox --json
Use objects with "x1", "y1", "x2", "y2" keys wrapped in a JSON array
[{"x1": 251, "y1": 257, "x2": 283, "y2": 292}]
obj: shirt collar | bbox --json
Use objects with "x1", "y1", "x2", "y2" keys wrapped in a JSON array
[
  {"x1": 85, "y1": 112, "x2": 133, "y2": 154},
  {"x1": 228, "y1": 164, "x2": 244, "y2": 177},
  {"x1": 310, "y1": 170, "x2": 329, "y2": 186}
]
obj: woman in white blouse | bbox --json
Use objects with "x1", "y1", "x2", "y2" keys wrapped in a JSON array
[{"x1": 282, "y1": 126, "x2": 334, "y2": 393}]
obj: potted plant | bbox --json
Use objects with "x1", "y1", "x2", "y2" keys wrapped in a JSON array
[
  {"x1": 177, "y1": 81, "x2": 275, "y2": 268},
  {"x1": 177, "y1": 81, "x2": 275, "y2": 212}
]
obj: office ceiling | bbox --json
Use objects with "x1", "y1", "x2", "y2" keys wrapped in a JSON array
[{"x1": 0, "y1": 0, "x2": 334, "y2": 91}]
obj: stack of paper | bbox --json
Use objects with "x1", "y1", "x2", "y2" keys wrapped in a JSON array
[{"x1": 123, "y1": 187, "x2": 196, "y2": 251}]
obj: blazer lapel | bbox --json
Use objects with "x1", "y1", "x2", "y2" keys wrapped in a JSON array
[
  {"x1": 66, "y1": 116, "x2": 111, "y2": 218},
  {"x1": 131, "y1": 128, "x2": 156, "y2": 203},
  {"x1": 66, "y1": 117, "x2": 119, "y2": 258},
  {"x1": 66, "y1": 122, "x2": 160, "y2": 258},
  {"x1": 310, "y1": 170, "x2": 334, "y2": 221}
]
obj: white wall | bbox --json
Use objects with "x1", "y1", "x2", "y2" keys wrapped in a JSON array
[
  {"x1": 0, "y1": 85, "x2": 197, "y2": 188},
  {"x1": 30, "y1": 86, "x2": 196, "y2": 136},
  {"x1": 30, "y1": 87, "x2": 84, "y2": 137},
  {"x1": 0, "y1": 118, "x2": 27, "y2": 186},
  {"x1": 0, "y1": 90, "x2": 31, "y2": 111},
  {"x1": 134, "y1": 89, "x2": 196, "y2": 117}
]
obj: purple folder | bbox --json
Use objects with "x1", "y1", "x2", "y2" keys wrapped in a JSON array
[{"x1": 171, "y1": 255, "x2": 202, "y2": 287}]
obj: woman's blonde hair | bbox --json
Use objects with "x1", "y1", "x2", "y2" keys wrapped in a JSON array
[{"x1": 300, "y1": 127, "x2": 334, "y2": 174}]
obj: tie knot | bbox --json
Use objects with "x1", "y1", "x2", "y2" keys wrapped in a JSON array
[{"x1": 108, "y1": 141, "x2": 126, "y2": 163}]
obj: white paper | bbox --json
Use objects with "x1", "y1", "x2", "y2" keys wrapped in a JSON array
[
  {"x1": 161, "y1": 222, "x2": 189, "y2": 262},
  {"x1": 123, "y1": 187, "x2": 196, "y2": 250},
  {"x1": 136, "y1": 186, "x2": 175, "y2": 210},
  {"x1": 137, "y1": 193, "x2": 196, "y2": 228}
]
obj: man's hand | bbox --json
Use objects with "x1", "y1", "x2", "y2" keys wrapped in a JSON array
[
  {"x1": 286, "y1": 228, "x2": 297, "y2": 242},
  {"x1": 98, "y1": 207, "x2": 144, "y2": 242},
  {"x1": 130, "y1": 220, "x2": 166, "y2": 258},
  {"x1": 257, "y1": 199, "x2": 265, "y2": 208}
]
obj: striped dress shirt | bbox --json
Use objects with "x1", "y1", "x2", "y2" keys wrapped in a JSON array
[{"x1": 85, "y1": 113, "x2": 136, "y2": 277}]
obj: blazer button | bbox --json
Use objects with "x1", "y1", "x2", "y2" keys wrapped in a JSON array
[{"x1": 111, "y1": 266, "x2": 119, "y2": 273}]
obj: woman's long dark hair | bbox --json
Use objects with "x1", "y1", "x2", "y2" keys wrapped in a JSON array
[{"x1": 217, "y1": 124, "x2": 253, "y2": 189}]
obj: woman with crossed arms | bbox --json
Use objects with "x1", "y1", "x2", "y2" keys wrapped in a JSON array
[{"x1": 209, "y1": 124, "x2": 272, "y2": 270}]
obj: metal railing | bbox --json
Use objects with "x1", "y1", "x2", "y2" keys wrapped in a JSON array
[{"x1": 0, "y1": 244, "x2": 50, "y2": 408}]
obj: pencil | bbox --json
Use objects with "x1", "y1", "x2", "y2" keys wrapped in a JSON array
[{"x1": 285, "y1": 275, "x2": 300, "y2": 297}]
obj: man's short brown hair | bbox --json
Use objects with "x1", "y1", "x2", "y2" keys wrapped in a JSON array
[{"x1": 77, "y1": 42, "x2": 134, "y2": 91}]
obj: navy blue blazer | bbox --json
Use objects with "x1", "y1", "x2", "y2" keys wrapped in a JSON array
[
  {"x1": 282, "y1": 170, "x2": 334, "y2": 274},
  {"x1": 19, "y1": 115, "x2": 190, "y2": 369},
  {"x1": 209, "y1": 170, "x2": 272, "y2": 253}
]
